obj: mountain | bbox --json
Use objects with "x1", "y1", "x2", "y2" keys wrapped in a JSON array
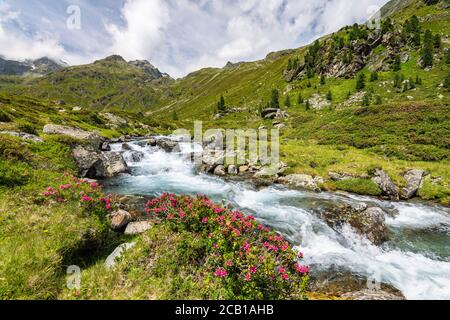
[{"x1": 0, "y1": 56, "x2": 67, "y2": 76}]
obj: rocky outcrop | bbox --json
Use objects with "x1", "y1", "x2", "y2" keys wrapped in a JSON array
[
  {"x1": 277, "y1": 174, "x2": 324, "y2": 192},
  {"x1": 320, "y1": 204, "x2": 389, "y2": 245},
  {"x1": 129, "y1": 151, "x2": 145, "y2": 163},
  {"x1": 72, "y1": 145, "x2": 128, "y2": 178},
  {"x1": 199, "y1": 150, "x2": 225, "y2": 173},
  {"x1": 261, "y1": 108, "x2": 289, "y2": 120},
  {"x1": 308, "y1": 93, "x2": 332, "y2": 110},
  {"x1": 43, "y1": 124, "x2": 102, "y2": 147},
  {"x1": 401, "y1": 169, "x2": 427, "y2": 200},
  {"x1": 110, "y1": 210, "x2": 132, "y2": 231},
  {"x1": 228, "y1": 165, "x2": 238, "y2": 175},
  {"x1": 0, "y1": 131, "x2": 43, "y2": 143},
  {"x1": 124, "y1": 221, "x2": 152, "y2": 235},
  {"x1": 371, "y1": 169, "x2": 399, "y2": 200}
]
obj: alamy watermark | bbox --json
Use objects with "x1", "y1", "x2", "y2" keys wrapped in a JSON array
[
  {"x1": 66, "y1": 5, "x2": 81, "y2": 30},
  {"x1": 66, "y1": 265, "x2": 81, "y2": 290}
]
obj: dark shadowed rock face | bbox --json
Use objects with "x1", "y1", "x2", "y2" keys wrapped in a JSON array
[{"x1": 0, "y1": 57, "x2": 66, "y2": 76}]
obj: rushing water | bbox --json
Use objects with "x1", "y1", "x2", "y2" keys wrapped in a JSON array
[{"x1": 103, "y1": 139, "x2": 450, "y2": 300}]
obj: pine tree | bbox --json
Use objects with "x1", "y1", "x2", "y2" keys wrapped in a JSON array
[
  {"x1": 270, "y1": 89, "x2": 280, "y2": 109},
  {"x1": 433, "y1": 34, "x2": 441, "y2": 48},
  {"x1": 320, "y1": 75, "x2": 326, "y2": 85},
  {"x1": 415, "y1": 75, "x2": 422, "y2": 85},
  {"x1": 393, "y1": 55, "x2": 401, "y2": 71},
  {"x1": 284, "y1": 95, "x2": 291, "y2": 108},
  {"x1": 422, "y1": 30, "x2": 434, "y2": 68},
  {"x1": 217, "y1": 95, "x2": 226, "y2": 113},
  {"x1": 362, "y1": 94, "x2": 370, "y2": 106},
  {"x1": 444, "y1": 73, "x2": 450, "y2": 90},
  {"x1": 305, "y1": 100, "x2": 311, "y2": 110},
  {"x1": 356, "y1": 73, "x2": 366, "y2": 91}
]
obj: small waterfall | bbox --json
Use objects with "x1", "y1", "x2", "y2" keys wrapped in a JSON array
[{"x1": 103, "y1": 140, "x2": 450, "y2": 300}]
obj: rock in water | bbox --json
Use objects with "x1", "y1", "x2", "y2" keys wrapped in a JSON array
[
  {"x1": 320, "y1": 204, "x2": 389, "y2": 245},
  {"x1": 124, "y1": 221, "x2": 152, "y2": 235},
  {"x1": 213, "y1": 165, "x2": 226, "y2": 176},
  {"x1": 341, "y1": 289, "x2": 405, "y2": 300},
  {"x1": 129, "y1": 151, "x2": 145, "y2": 162},
  {"x1": 228, "y1": 165, "x2": 238, "y2": 175},
  {"x1": 104, "y1": 242, "x2": 136, "y2": 269},
  {"x1": 97, "y1": 152, "x2": 128, "y2": 178},
  {"x1": 110, "y1": 210, "x2": 132, "y2": 231},
  {"x1": 371, "y1": 169, "x2": 399, "y2": 200},
  {"x1": 401, "y1": 169, "x2": 426, "y2": 199},
  {"x1": 156, "y1": 138, "x2": 181, "y2": 153}
]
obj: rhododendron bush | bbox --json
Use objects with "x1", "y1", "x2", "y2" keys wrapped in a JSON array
[
  {"x1": 41, "y1": 174, "x2": 114, "y2": 221},
  {"x1": 146, "y1": 193, "x2": 309, "y2": 299}
]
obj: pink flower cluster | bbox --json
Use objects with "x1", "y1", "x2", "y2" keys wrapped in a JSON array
[
  {"x1": 145, "y1": 194, "x2": 310, "y2": 297},
  {"x1": 42, "y1": 177, "x2": 114, "y2": 212}
]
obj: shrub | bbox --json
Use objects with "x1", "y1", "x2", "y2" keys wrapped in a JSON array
[
  {"x1": 334, "y1": 178, "x2": 382, "y2": 196},
  {"x1": 145, "y1": 194, "x2": 309, "y2": 299},
  {"x1": 0, "y1": 109, "x2": 11, "y2": 122},
  {"x1": 0, "y1": 136, "x2": 32, "y2": 162},
  {"x1": 41, "y1": 176, "x2": 114, "y2": 222},
  {"x1": 0, "y1": 160, "x2": 30, "y2": 187},
  {"x1": 17, "y1": 123, "x2": 38, "y2": 135}
]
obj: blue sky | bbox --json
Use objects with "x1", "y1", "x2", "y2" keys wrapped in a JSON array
[{"x1": 0, "y1": 0, "x2": 389, "y2": 78}]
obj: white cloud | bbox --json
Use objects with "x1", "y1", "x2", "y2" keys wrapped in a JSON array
[
  {"x1": 0, "y1": 2, "x2": 65, "y2": 61},
  {"x1": 0, "y1": 0, "x2": 390, "y2": 76}
]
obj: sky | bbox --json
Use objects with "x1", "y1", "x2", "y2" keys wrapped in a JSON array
[{"x1": 0, "y1": 0, "x2": 390, "y2": 78}]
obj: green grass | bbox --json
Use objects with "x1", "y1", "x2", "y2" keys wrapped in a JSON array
[{"x1": 334, "y1": 179, "x2": 382, "y2": 196}]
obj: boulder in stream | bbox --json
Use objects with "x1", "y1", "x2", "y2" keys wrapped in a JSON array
[
  {"x1": 371, "y1": 169, "x2": 399, "y2": 200},
  {"x1": 320, "y1": 204, "x2": 389, "y2": 245},
  {"x1": 401, "y1": 169, "x2": 427, "y2": 200}
]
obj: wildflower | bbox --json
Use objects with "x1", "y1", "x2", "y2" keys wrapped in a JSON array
[
  {"x1": 214, "y1": 207, "x2": 224, "y2": 214},
  {"x1": 81, "y1": 196, "x2": 92, "y2": 202},
  {"x1": 250, "y1": 266, "x2": 257, "y2": 274},
  {"x1": 214, "y1": 267, "x2": 227, "y2": 278},
  {"x1": 225, "y1": 260, "x2": 233, "y2": 267},
  {"x1": 179, "y1": 211, "x2": 186, "y2": 219},
  {"x1": 294, "y1": 263, "x2": 310, "y2": 274},
  {"x1": 278, "y1": 267, "x2": 286, "y2": 274},
  {"x1": 202, "y1": 217, "x2": 209, "y2": 224},
  {"x1": 90, "y1": 182, "x2": 98, "y2": 188},
  {"x1": 282, "y1": 273, "x2": 289, "y2": 280},
  {"x1": 281, "y1": 242, "x2": 289, "y2": 251},
  {"x1": 244, "y1": 273, "x2": 252, "y2": 281},
  {"x1": 105, "y1": 203, "x2": 111, "y2": 210}
]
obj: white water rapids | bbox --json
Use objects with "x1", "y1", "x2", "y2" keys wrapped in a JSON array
[{"x1": 104, "y1": 139, "x2": 450, "y2": 300}]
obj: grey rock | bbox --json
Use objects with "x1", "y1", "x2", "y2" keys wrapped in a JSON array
[
  {"x1": 100, "y1": 141, "x2": 111, "y2": 151},
  {"x1": 156, "y1": 138, "x2": 181, "y2": 153},
  {"x1": 147, "y1": 138, "x2": 157, "y2": 147},
  {"x1": 122, "y1": 143, "x2": 133, "y2": 151},
  {"x1": 213, "y1": 165, "x2": 227, "y2": 176},
  {"x1": 110, "y1": 210, "x2": 132, "y2": 231},
  {"x1": 104, "y1": 242, "x2": 136, "y2": 269},
  {"x1": 401, "y1": 169, "x2": 427, "y2": 199},
  {"x1": 228, "y1": 165, "x2": 238, "y2": 175},
  {"x1": 43, "y1": 124, "x2": 102, "y2": 147},
  {"x1": 320, "y1": 205, "x2": 389, "y2": 245},
  {"x1": 277, "y1": 174, "x2": 323, "y2": 192},
  {"x1": 124, "y1": 221, "x2": 152, "y2": 235},
  {"x1": 0, "y1": 131, "x2": 43, "y2": 143},
  {"x1": 72, "y1": 145, "x2": 101, "y2": 178},
  {"x1": 129, "y1": 151, "x2": 145, "y2": 163},
  {"x1": 97, "y1": 152, "x2": 128, "y2": 178},
  {"x1": 371, "y1": 169, "x2": 399, "y2": 200}
]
